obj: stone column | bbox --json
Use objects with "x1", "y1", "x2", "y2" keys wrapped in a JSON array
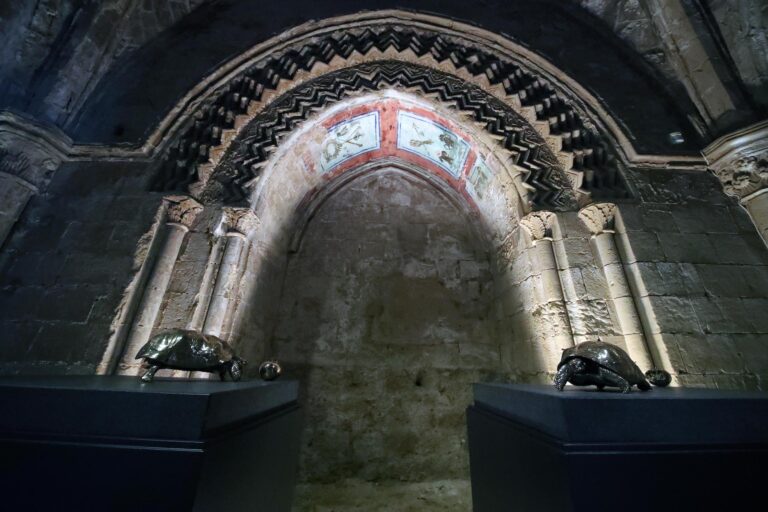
[
  {"x1": 519, "y1": 211, "x2": 574, "y2": 362},
  {"x1": 114, "y1": 196, "x2": 203, "y2": 375},
  {"x1": 200, "y1": 207, "x2": 259, "y2": 339},
  {"x1": 578, "y1": 203, "x2": 654, "y2": 370},
  {"x1": 706, "y1": 120, "x2": 768, "y2": 246}
]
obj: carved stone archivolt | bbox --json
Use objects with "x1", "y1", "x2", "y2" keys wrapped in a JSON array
[
  {"x1": 153, "y1": 25, "x2": 627, "y2": 209},
  {"x1": 578, "y1": 203, "x2": 617, "y2": 234},
  {"x1": 520, "y1": 211, "x2": 557, "y2": 240}
]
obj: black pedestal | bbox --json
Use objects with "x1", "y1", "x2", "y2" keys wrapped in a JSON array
[
  {"x1": 467, "y1": 383, "x2": 768, "y2": 512},
  {"x1": 0, "y1": 376, "x2": 302, "y2": 512}
]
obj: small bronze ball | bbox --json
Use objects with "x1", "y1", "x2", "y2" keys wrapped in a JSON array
[
  {"x1": 259, "y1": 360, "x2": 282, "y2": 381},
  {"x1": 645, "y1": 368, "x2": 672, "y2": 387}
]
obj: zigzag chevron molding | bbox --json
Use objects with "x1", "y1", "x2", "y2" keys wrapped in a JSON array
[{"x1": 153, "y1": 26, "x2": 629, "y2": 208}]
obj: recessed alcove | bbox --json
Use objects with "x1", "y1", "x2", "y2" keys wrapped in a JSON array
[{"x1": 262, "y1": 167, "x2": 504, "y2": 509}]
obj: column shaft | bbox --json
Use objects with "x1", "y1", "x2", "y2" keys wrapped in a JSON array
[
  {"x1": 117, "y1": 223, "x2": 189, "y2": 375},
  {"x1": 591, "y1": 232, "x2": 653, "y2": 370},
  {"x1": 203, "y1": 234, "x2": 248, "y2": 338}
]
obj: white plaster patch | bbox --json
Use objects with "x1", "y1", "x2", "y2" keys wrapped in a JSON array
[
  {"x1": 320, "y1": 111, "x2": 380, "y2": 172},
  {"x1": 397, "y1": 111, "x2": 470, "y2": 177}
]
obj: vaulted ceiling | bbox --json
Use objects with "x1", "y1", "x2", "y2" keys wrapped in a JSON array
[{"x1": 1, "y1": 0, "x2": 765, "y2": 155}]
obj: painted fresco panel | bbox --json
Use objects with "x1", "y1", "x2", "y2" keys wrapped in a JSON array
[
  {"x1": 467, "y1": 158, "x2": 493, "y2": 199},
  {"x1": 397, "y1": 111, "x2": 470, "y2": 177},
  {"x1": 321, "y1": 111, "x2": 380, "y2": 172}
]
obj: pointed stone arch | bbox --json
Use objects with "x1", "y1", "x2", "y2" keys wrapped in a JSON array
[{"x1": 150, "y1": 14, "x2": 633, "y2": 210}]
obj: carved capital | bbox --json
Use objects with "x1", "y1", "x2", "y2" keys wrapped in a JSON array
[
  {"x1": 217, "y1": 207, "x2": 259, "y2": 236},
  {"x1": 0, "y1": 143, "x2": 61, "y2": 191},
  {"x1": 578, "y1": 202, "x2": 616, "y2": 235},
  {"x1": 712, "y1": 155, "x2": 768, "y2": 200},
  {"x1": 705, "y1": 120, "x2": 768, "y2": 201},
  {"x1": 519, "y1": 211, "x2": 556, "y2": 241},
  {"x1": 164, "y1": 195, "x2": 203, "y2": 228}
]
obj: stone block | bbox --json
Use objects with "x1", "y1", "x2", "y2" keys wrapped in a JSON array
[
  {"x1": 696, "y1": 265, "x2": 749, "y2": 298},
  {"x1": 670, "y1": 204, "x2": 737, "y2": 234},
  {"x1": 553, "y1": 212, "x2": 590, "y2": 239},
  {"x1": 60, "y1": 254, "x2": 133, "y2": 285},
  {"x1": 675, "y1": 333, "x2": 744, "y2": 374},
  {"x1": 36, "y1": 285, "x2": 99, "y2": 322},
  {"x1": 658, "y1": 232, "x2": 717, "y2": 263},
  {"x1": 640, "y1": 207, "x2": 678, "y2": 232},
  {"x1": 730, "y1": 205, "x2": 759, "y2": 233},
  {"x1": 614, "y1": 205, "x2": 644, "y2": 233},
  {"x1": 739, "y1": 265, "x2": 768, "y2": 298},
  {"x1": 558, "y1": 267, "x2": 587, "y2": 301},
  {"x1": 690, "y1": 297, "x2": 753, "y2": 334},
  {"x1": 580, "y1": 265, "x2": 609, "y2": 300},
  {"x1": 645, "y1": 296, "x2": 701, "y2": 334},
  {"x1": 564, "y1": 299, "x2": 613, "y2": 336},
  {"x1": 555, "y1": 237, "x2": 594, "y2": 269},
  {"x1": 709, "y1": 234, "x2": 766, "y2": 265},
  {"x1": 742, "y1": 299, "x2": 768, "y2": 333},
  {"x1": 0, "y1": 320, "x2": 41, "y2": 360},
  {"x1": 731, "y1": 334, "x2": 768, "y2": 375},
  {"x1": 0, "y1": 286, "x2": 42, "y2": 320},
  {"x1": 615, "y1": 230, "x2": 664, "y2": 263}
]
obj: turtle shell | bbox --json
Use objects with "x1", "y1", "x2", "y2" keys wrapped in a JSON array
[
  {"x1": 558, "y1": 341, "x2": 645, "y2": 383},
  {"x1": 136, "y1": 329, "x2": 235, "y2": 370}
]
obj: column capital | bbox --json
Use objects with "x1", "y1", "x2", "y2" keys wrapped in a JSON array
[
  {"x1": 164, "y1": 195, "x2": 204, "y2": 228},
  {"x1": 578, "y1": 202, "x2": 616, "y2": 235},
  {"x1": 519, "y1": 211, "x2": 556, "y2": 241},
  {"x1": 705, "y1": 119, "x2": 768, "y2": 201},
  {"x1": 0, "y1": 136, "x2": 63, "y2": 192},
  {"x1": 217, "y1": 207, "x2": 259, "y2": 237},
  {"x1": 711, "y1": 154, "x2": 768, "y2": 200}
]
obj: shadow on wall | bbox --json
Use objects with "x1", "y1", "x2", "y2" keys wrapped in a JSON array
[{"x1": 241, "y1": 168, "x2": 511, "y2": 505}]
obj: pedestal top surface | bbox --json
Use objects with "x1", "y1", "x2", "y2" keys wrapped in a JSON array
[
  {"x1": 473, "y1": 383, "x2": 768, "y2": 445},
  {"x1": 0, "y1": 376, "x2": 298, "y2": 441}
]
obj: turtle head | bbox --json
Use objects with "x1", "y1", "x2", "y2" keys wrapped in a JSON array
[
  {"x1": 229, "y1": 357, "x2": 247, "y2": 381},
  {"x1": 554, "y1": 359, "x2": 587, "y2": 391},
  {"x1": 570, "y1": 358, "x2": 587, "y2": 373},
  {"x1": 645, "y1": 368, "x2": 672, "y2": 387}
]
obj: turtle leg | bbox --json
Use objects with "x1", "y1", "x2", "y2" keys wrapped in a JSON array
[
  {"x1": 599, "y1": 368, "x2": 632, "y2": 393},
  {"x1": 637, "y1": 379, "x2": 652, "y2": 391},
  {"x1": 553, "y1": 364, "x2": 573, "y2": 391},
  {"x1": 219, "y1": 366, "x2": 228, "y2": 381},
  {"x1": 141, "y1": 365, "x2": 160, "y2": 382}
]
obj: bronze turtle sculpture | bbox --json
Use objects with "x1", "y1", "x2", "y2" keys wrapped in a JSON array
[
  {"x1": 136, "y1": 329, "x2": 246, "y2": 382},
  {"x1": 554, "y1": 341, "x2": 670, "y2": 393}
]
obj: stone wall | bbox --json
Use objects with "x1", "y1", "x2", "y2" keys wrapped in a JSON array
[
  {"x1": 0, "y1": 159, "x2": 163, "y2": 374},
  {"x1": 618, "y1": 167, "x2": 768, "y2": 388},
  {"x1": 267, "y1": 170, "x2": 502, "y2": 500}
]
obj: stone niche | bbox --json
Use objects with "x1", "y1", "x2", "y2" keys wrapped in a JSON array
[{"x1": 267, "y1": 168, "x2": 502, "y2": 507}]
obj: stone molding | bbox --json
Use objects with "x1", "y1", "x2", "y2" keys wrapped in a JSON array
[
  {"x1": 216, "y1": 207, "x2": 260, "y2": 237},
  {"x1": 704, "y1": 119, "x2": 768, "y2": 200},
  {"x1": 519, "y1": 211, "x2": 556, "y2": 240},
  {"x1": 0, "y1": 111, "x2": 67, "y2": 191},
  {"x1": 578, "y1": 202, "x2": 617, "y2": 234},
  {"x1": 163, "y1": 195, "x2": 203, "y2": 228},
  {"x1": 161, "y1": 59, "x2": 593, "y2": 210}
]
